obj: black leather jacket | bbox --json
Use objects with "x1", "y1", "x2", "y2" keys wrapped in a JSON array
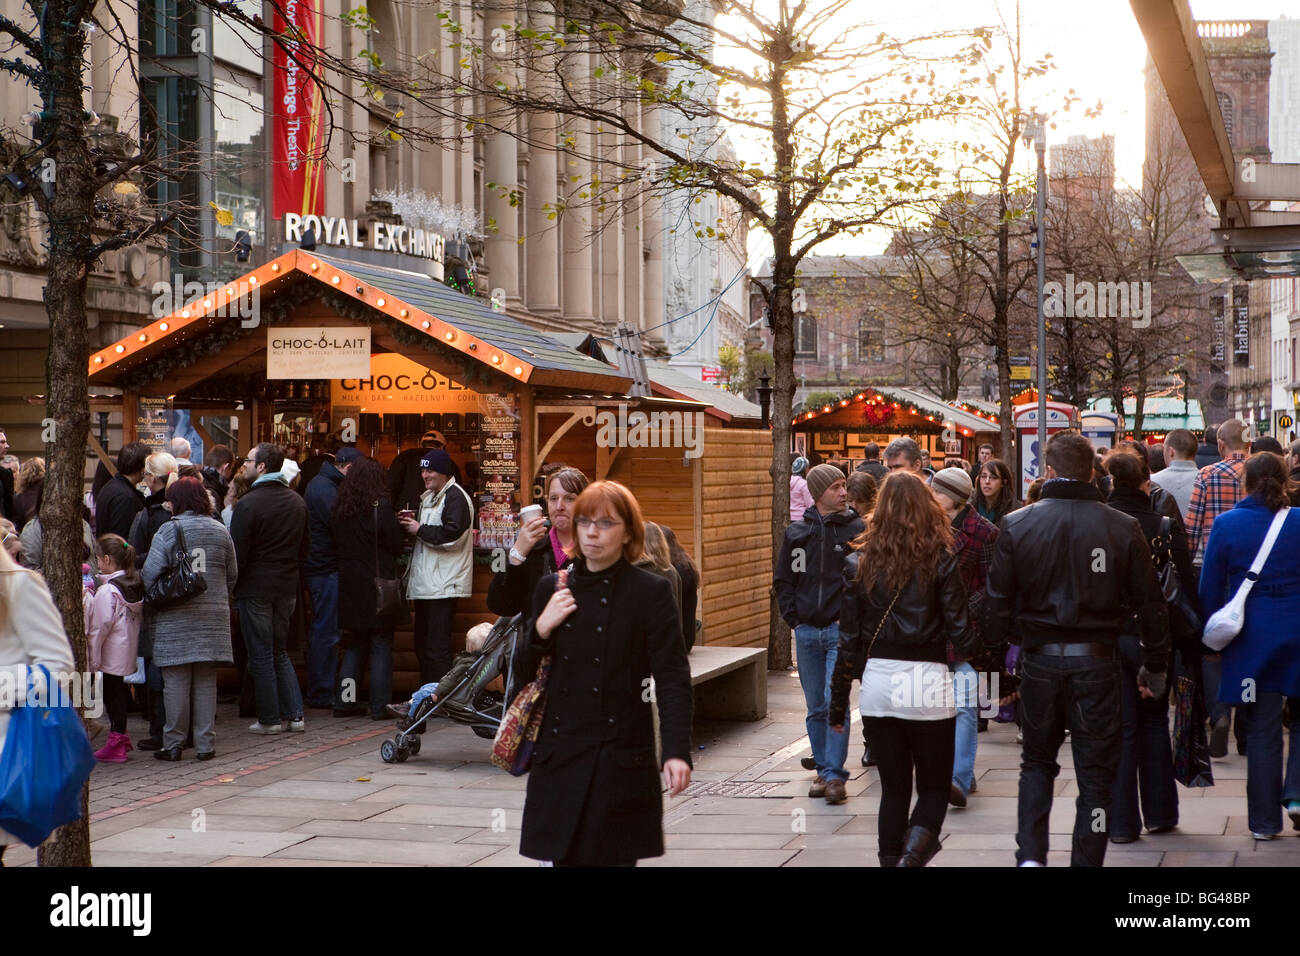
[
  {"x1": 773, "y1": 506, "x2": 865, "y2": 628},
  {"x1": 829, "y1": 549, "x2": 975, "y2": 726},
  {"x1": 983, "y1": 479, "x2": 1170, "y2": 671}
]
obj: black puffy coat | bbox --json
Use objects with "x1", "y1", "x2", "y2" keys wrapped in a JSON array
[
  {"x1": 128, "y1": 490, "x2": 171, "y2": 557},
  {"x1": 518, "y1": 558, "x2": 693, "y2": 865},
  {"x1": 1106, "y1": 485, "x2": 1195, "y2": 664},
  {"x1": 331, "y1": 500, "x2": 404, "y2": 631},
  {"x1": 95, "y1": 472, "x2": 144, "y2": 540},
  {"x1": 773, "y1": 506, "x2": 865, "y2": 628}
]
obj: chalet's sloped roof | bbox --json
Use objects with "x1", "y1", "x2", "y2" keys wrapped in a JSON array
[{"x1": 88, "y1": 250, "x2": 631, "y2": 392}]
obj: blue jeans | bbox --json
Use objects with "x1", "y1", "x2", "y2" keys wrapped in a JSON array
[
  {"x1": 335, "y1": 629, "x2": 394, "y2": 719},
  {"x1": 951, "y1": 662, "x2": 978, "y2": 795},
  {"x1": 408, "y1": 681, "x2": 440, "y2": 716},
  {"x1": 1110, "y1": 666, "x2": 1178, "y2": 838},
  {"x1": 795, "y1": 624, "x2": 849, "y2": 783},
  {"x1": 1242, "y1": 692, "x2": 1300, "y2": 835},
  {"x1": 238, "y1": 596, "x2": 304, "y2": 726},
  {"x1": 306, "y1": 573, "x2": 340, "y2": 706}
]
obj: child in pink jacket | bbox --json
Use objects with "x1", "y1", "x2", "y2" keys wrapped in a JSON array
[
  {"x1": 87, "y1": 534, "x2": 144, "y2": 763},
  {"x1": 790, "y1": 456, "x2": 814, "y2": 522}
]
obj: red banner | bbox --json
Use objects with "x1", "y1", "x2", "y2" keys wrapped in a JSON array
[{"x1": 272, "y1": 0, "x2": 325, "y2": 220}]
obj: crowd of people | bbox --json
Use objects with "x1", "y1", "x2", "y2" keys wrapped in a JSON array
[
  {"x1": 4, "y1": 413, "x2": 1300, "y2": 868},
  {"x1": 0, "y1": 425, "x2": 706, "y2": 866},
  {"x1": 780, "y1": 423, "x2": 1300, "y2": 866}
]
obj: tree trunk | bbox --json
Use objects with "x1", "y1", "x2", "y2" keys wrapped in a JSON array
[
  {"x1": 36, "y1": 1, "x2": 95, "y2": 867},
  {"x1": 1133, "y1": 362, "x2": 1147, "y2": 440},
  {"x1": 767, "y1": 254, "x2": 796, "y2": 671}
]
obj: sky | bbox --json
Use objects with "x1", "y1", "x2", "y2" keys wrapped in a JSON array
[{"x1": 740, "y1": 0, "x2": 1300, "y2": 260}]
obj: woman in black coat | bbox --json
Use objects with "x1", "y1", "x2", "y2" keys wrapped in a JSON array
[
  {"x1": 329, "y1": 457, "x2": 404, "y2": 719},
  {"x1": 660, "y1": 524, "x2": 699, "y2": 651},
  {"x1": 520, "y1": 480, "x2": 694, "y2": 866},
  {"x1": 1104, "y1": 449, "x2": 1187, "y2": 844}
]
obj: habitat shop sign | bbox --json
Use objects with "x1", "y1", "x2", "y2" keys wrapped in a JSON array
[
  {"x1": 267, "y1": 327, "x2": 371, "y2": 379},
  {"x1": 283, "y1": 212, "x2": 445, "y2": 265}
]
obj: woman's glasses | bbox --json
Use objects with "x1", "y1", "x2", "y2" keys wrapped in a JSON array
[{"x1": 575, "y1": 516, "x2": 622, "y2": 531}]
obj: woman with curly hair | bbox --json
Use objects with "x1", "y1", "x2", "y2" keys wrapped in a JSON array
[
  {"x1": 12, "y1": 456, "x2": 44, "y2": 531},
  {"x1": 829, "y1": 472, "x2": 979, "y2": 866}
]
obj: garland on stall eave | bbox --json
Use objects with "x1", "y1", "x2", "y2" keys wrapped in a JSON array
[
  {"x1": 794, "y1": 386, "x2": 1000, "y2": 430},
  {"x1": 114, "y1": 279, "x2": 510, "y2": 393},
  {"x1": 115, "y1": 279, "x2": 323, "y2": 393}
]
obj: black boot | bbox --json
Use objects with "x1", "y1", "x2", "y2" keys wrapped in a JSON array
[
  {"x1": 878, "y1": 853, "x2": 901, "y2": 867},
  {"x1": 861, "y1": 730, "x2": 877, "y2": 768},
  {"x1": 896, "y1": 826, "x2": 942, "y2": 867}
]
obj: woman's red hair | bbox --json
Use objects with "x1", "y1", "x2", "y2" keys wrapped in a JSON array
[{"x1": 568, "y1": 480, "x2": 645, "y2": 563}]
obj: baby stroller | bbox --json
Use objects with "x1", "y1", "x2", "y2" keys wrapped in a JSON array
[{"x1": 379, "y1": 613, "x2": 527, "y2": 763}]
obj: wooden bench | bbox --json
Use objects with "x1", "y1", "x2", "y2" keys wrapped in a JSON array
[{"x1": 688, "y1": 645, "x2": 768, "y2": 721}]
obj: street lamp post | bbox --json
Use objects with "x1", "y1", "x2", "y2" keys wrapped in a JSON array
[
  {"x1": 1023, "y1": 115, "x2": 1049, "y2": 465},
  {"x1": 757, "y1": 370, "x2": 772, "y2": 430}
]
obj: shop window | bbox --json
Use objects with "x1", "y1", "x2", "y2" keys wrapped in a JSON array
[
  {"x1": 139, "y1": 0, "x2": 197, "y2": 58},
  {"x1": 213, "y1": 76, "x2": 265, "y2": 250},
  {"x1": 795, "y1": 315, "x2": 818, "y2": 359},
  {"x1": 141, "y1": 76, "x2": 202, "y2": 279},
  {"x1": 858, "y1": 318, "x2": 884, "y2": 363}
]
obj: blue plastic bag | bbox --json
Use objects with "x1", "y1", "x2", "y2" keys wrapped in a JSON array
[{"x1": 0, "y1": 665, "x2": 96, "y2": 847}]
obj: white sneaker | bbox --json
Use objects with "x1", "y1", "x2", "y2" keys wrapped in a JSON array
[
  {"x1": 248, "y1": 721, "x2": 283, "y2": 734},
  {"x1": 1251, "y1": 832, "x2": 1276, "y2": 841},
  {"x1": 288, "y1": 719, "x2": 305, "y2": 732},
  {"x1": 1017, "y1": 860, "x2": 1045, "y2": 867}
]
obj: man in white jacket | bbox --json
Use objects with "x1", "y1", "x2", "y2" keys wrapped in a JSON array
[{"x1": 398, "y1": 448, "x2": 475, "y2": 685}]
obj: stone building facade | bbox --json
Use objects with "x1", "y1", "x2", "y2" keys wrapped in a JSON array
[{"x1": 0, "y1": 0, "x2": 746, "y2": 465}]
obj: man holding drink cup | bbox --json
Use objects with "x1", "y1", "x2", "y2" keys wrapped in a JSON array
[{"x1": 398, "y1": 448, "x2": 475, "y2": 685}]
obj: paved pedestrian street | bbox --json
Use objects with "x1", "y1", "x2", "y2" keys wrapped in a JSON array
[{"x1": 7, "y1": 672, "x2": 1297, "y2": 867}]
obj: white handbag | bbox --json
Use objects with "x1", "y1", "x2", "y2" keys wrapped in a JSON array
[{"x1": 1202, "y1": 506, "x2": 1289, "y2": 652}]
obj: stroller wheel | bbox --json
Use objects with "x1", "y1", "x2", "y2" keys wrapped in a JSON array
[
  {"x1": 380, "y1": 739, "x2": 397, "y2": 763},
  {"x1": 395, "y1": 744, "x2": 410, "y2": 763},
  {"x1": 407, "y1": 735, "x2": 421, "y2": 756},
  {"x1": 471, "y1": 724, "x2": 498, "y2": 740}
]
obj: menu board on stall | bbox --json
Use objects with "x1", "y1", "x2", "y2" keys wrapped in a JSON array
[
  {"x1": 137, "y1": 397, "x2": 171, "y2": 454},
  {"x1": 475, "y1": 393, "x2": 521, "y2": 551}
]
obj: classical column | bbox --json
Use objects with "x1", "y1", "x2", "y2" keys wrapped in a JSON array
[
  {"x1": 622, "y1": 98, "x2": 645, "y2": 335},
  {"x1": 524, "y1": 9, "x2": 560, "y2": 316},
  {"x1": 599, "y1": 123, "x2": 624, "y2": 329},
  {"x1": 638, "y1": 71, "x2": 667, "y2": 349},
  {"x1": 483, "y1": 1, "x2": 520, "y2": 305},
  {"x1": 560, "y1": 49, "x2": 594, "y2": 323}
]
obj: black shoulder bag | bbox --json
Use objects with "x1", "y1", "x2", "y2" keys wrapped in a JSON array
[
  {"x1": 374, "y1": 503, "x2": 407, "y2": 621},
  {"x1": 144, "y1": 518, "x2": 207, "y2": 608},
  {"x1": 1153, "y1": 516, "x2": 1202, "y2": 645}
]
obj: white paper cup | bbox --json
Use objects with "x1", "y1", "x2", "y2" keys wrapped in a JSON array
[{"x1": 519, "y1": 504, "x2": 543, "y2": 524}]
